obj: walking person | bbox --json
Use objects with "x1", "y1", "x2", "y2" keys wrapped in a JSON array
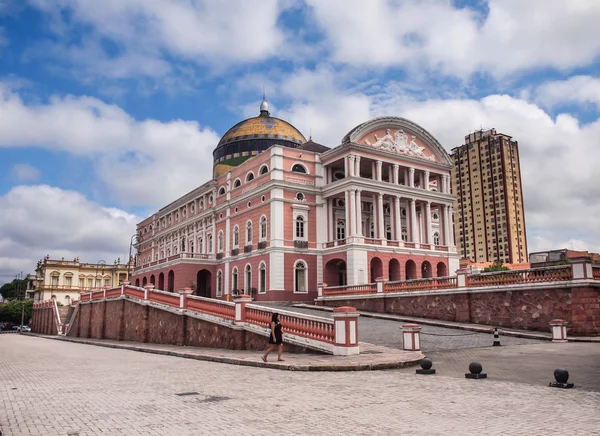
[{"x1": 262, "y1": 313, "x2": 284, "y2": 362}]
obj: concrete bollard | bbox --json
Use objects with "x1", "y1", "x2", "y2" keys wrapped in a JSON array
[
  {"x1": 416, "y1": 358, "x2": 435, "y2": 375},
  {"x1": 549, "y1": 368, "x2": 574, "y2": 389},
  {"x1": 402, "y1": 324, "x2": 422, "y2": 351},
  {"x1": 465, "y1": 362, "x2": 487, "y2": 379},
  {"x1": 549, "y1": 319, "x2": 568, "y2": 343},
  {"x1": 333, "y1": 307, "x2": 360, "y2": 356}
]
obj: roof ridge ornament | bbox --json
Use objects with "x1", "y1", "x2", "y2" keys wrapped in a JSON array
[{"x1": 259, "y1": 89, "x2": 269, "y2": 116}]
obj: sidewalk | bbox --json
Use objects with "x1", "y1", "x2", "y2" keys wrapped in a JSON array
[
  {"x1": 293, "y1": 304, "x2": 600, "y2": 343},
  {"x1": 26, "y1": 333, "x2": 424, "y2": 371}
]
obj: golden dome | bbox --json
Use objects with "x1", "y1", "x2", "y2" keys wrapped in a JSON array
[
  {"x1": 218, "y1": 114, "x2": 306, "y2": 146},
  {"x1": 212, "y1": 99, "x2": 307, "y2": 177}
]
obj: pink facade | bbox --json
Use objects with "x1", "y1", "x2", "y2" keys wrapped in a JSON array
[{"x1": 132, "y1": 109, "x2": 459, "y2": 302}]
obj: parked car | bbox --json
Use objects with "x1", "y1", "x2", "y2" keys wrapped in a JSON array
[{"x1": 16, "y1": 325, "x2": 31, "y2": 332}]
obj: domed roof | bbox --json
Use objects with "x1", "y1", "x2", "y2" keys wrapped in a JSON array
[{"x1": 218, "y1": 105, "x2": 306, "y2": 146}]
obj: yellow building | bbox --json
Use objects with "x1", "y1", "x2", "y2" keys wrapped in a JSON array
[
  {"x1": 34, "y1": 256, "x2": 129, "y2": 305},
  {"x1": 451, "y1": 129, "x2": 528, "y2": 264}
]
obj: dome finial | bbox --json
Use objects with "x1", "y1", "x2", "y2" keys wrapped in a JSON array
[{"x1": 259, "y1": 87, "x2": 269, "y2": 116}]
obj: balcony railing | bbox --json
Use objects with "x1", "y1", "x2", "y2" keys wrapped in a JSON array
[
  {"x1": 231, "y1": 248, "x2": 239, "y2": 257},
  {"x1": 294, "y1": 240, "x2": 309, "y2": 249},
  {"x1": 257, "y1": 241, "x2": 267, "y2": 250},
  {"x1": 593, "y1": 266, "x2": 600, "y2": 280},
  {"x1": 386, "y1": 276, "x2": 457, "y2": 292},
  {"x1": 322, "y1": 283, "x2": 377, "y2": 297},
  {"x1": 244, "y1": 245, "x2": 253, "y2": 254},
  {"x1": 467, "y1": 265, "x2": 572, "y2": 287}
]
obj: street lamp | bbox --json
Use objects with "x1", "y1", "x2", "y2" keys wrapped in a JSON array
[
  {"x1": 16, "y1": 271, "x2": 25, "y2": 331},
  {"x1": 95, "y1": 260, "x2": 106, "y2": 290},
  {"x1": 128, "y1": 234, "x2": 141, "y2": 280}
]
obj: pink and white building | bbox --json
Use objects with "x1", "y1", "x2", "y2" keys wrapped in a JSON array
[{"x1": 132, "y1": 100, "x2": 459, "y2": 301}]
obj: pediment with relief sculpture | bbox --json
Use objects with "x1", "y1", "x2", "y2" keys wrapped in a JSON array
[{"x1": 341, "y1": 117, "x2": 452, "y2": 166}]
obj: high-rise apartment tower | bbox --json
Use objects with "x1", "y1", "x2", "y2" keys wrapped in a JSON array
[{"x1": 451, "y1": 129, "x2": 527, "y2": 264}]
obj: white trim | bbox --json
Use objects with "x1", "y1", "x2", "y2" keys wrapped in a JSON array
[
  {"x1": 244, "y1": 263, "x2": 252, "y2": 293},
  {"x1": 258, "y1": 262, "x2": 267, "y2": 294},
  {"x1": 233, "y1": 225, "x2": 240, "y2": 249},
  {"x1": 259, "y1": 215, "x2": 268, "y2": 241},
  {"x1": 233, "y1": 178, "x2": 242, "y2": 188},
  {"x1": 246, "y1": 220, "x2": 253, "y2": 244},
  {"x1": 216, "y1": 269, "x2": 223, "y2": 297},
  {"x1": 293, "y1": 259, "x2": 309, "y2": 293},
  {"x1": 245, "y1": 171, "x2": 255, "y2": 182},
  {"x1": 259, "y1": 164, "x2": 269, "y2": 176},
  {"x1": 231, "y1": 267, "x2": 239, "y2": 293}
]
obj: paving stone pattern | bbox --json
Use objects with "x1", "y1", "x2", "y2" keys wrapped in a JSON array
[
  {"x1": 2, "y1": 335, "x2": 600, "y2": 436},
  {"x1": 266, "y1": 304, "x2": 546, "y2": 351}
]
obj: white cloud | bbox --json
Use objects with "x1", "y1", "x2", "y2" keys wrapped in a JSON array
[
  {"x1": 10, "y1": 163, "x2": 40, "y2": 182},
  {"x1": 0, "y1": 185, "x2": 138, "y2": 285},
  {"x1": 306, "y1": 0, "x2": 600, "y2": 77},
  {"x1": 26, "y1": 0, "x2": 286, "y2": 78},
  {"x1": 0, "y1": 82, "x2": 221, "y2": 206},
  {"x1": 532, "y1": 75, "x2": 600, "y2": 109}
]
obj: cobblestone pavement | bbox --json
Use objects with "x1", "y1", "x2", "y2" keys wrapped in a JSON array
[
  {"x1": 265, "y1": 304, "x2": 546, "y2": 351},
  {"x1": 2, "y1": 335, "x2": 600, "y2": 436}
]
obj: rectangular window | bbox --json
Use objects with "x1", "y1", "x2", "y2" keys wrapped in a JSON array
[
  {"x1": 259, "y1": 267, "x2": 266, "y2": 294},
  {"x1": 65, "y1": 276, "x2": 72, "y2": 287},
  {"x1": 51, "y1": 276, "x2": 59, "y2": 287},
  {"x1": 87, "y1": 278, "x2": 93, "y2": 289},
  {"x1": 79, "y1": 278, "x2": 84, "y2": 289},
  {"x1": 104, "y1": 279, "x2": 110, "y2": 287}
]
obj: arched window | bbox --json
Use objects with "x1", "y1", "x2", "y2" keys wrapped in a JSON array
[
  {"x1": 189, "y1": 241, "x2": 194, "y2": 253},
  {"x1": 218, "y1": 187, "x2": 226, "y2": 196},
  {"x1": 233, "y1": 179, "x2": 241, "y2": 188},
  {"x1": 208, "y1": 234, "x2": 213, "y2": 253},
  {"x1": 260, "y1": 216, "x2": 267, "y2": 240},
  {"x1": 245, "y1": 264, "x2": 252, "y2": 293},
  {"x1": 292, "y1": 163, "x2": 307, "y2": 174},
  {"x1": 401, "y1": 228, "x2": 408, "y2": 242},
  {"x1": 259, "y1": 165, "x2": 269, "y2": 175},
  {"x1": 336, "y1": 220, "x2": 345, "y2": 240},
  {"x1": 433, "y1": 232, "x2": 440, "y2": 246},
  {"x1": 386, "y1": 225, "x2": 392, "y2": 241},
  {"x1": 295, "y1": 216, "x2": 305, "y2": 239},
  {"x1": 181, "y1": 238, "x2": 186, "y2": 252},
  {"x1": 198, "y1": 238, "x2": 203, "y2": 254},
  {"x1": 233, "y1": 226, "x2": 239, "y2": 247},
  {"x1": 246, "y1": 172, "x2": 255, "y2": 182},
  {"x1": 218, "y1": 231, "x2": 224, "y2": 252},
  {"x1": 370, "y1": 222, "x2": 375, "y2": 238},
  {"x1": 294, "y1": 261, "x2": 307, "y2": 293},
  {"x1": 232, "y1": 268, "x2": 238, "y2": 292},
  {"x1": 259, "y1": 262, "x2": 267, "y2": 294},
  {"x1": 246, "y1": 221, "x2": 252, "y2": 244},
  {"x1": 216, "y1": 270, "x2": 223, "y2": 297}
]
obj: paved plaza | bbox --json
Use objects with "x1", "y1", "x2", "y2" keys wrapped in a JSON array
[{"x1": 2, "y1": 335, "x2": 600, "y2": 436}]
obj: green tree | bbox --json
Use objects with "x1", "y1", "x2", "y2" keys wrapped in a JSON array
[
  {"x1": 0, "y1": 299, "x2": 33, "y2": 324},
  {"x1": 481, "y1": 262, "x2": 510, "y2": 273},
  {"x1": 0, "y1": 279, "x2": 27, "y2": 300}
]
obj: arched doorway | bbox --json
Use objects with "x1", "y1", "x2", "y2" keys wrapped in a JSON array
[
  {"x1": 135, "y1": 278, "x2": 140, "y2": 287},
  {"x1": 167, "y1": 270, "x2": 174, "y2": 292},
  {"x1": 324, "y1": 259, "x2": 347, "y2": 286},
  {"x1": 370, "y1": 257, "x2": 383, "y2": 282},
  {"x1": 421, "y1": 261, "x2": 432, "y2": 278},
  {"x1": 150, "y1": 275, "x2": 155, "y2": 285},
  {"x1": 436, "y1": 262, "x2": 448, "y2": 277},
  {"x1": 142, "y1": 277, "x2": 147, "y2": 287},
  {"x1": 405, "y1": 260, "x2": 417, "y2": 280},
  {"x1": 244, "y1": 264, "x2": 252, "y2": 295},
  {"x1": 389, "y1": 259, "x2": 401, "y2": 281},
  {"x1": 196, "y1": 269, "x2": 212, "y2": 298},
  {"x1": 158, "y1": 272, "x2": 165, "y2": 290}
]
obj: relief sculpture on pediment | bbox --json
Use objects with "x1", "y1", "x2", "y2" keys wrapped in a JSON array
[{"x1": 363, "y1": 128, "x2": 437, "y2": 162}]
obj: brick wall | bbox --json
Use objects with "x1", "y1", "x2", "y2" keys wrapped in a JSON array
[
  {"x1": 68, "y1": 298, "x2": 314, "y2": 352},
  {"x1": 321, "y1": 285, "x2": 600, "y2": 336}
]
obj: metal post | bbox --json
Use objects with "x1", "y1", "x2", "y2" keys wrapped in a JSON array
[{"x1": 128, "y1": 234, "x2": 141, "y2": 280}]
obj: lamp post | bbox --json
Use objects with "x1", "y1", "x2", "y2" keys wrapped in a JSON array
[
  {"x1": 95, "y1": 260, "x2": 106, "y2": 290},
  {"x1": 16, "y1": 271, "x2": 25, "y2": 331},
  {"x1": 128, "y1": 234, "x2": 141, "y2": 280}
]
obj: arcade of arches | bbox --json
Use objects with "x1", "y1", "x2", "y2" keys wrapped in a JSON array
[{"x1": 135, "y1": 269, "x2": 211, "y2": 297}]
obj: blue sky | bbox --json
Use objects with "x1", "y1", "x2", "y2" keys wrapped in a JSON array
[{"x1": 1, "y1": 0, "x2": 600, "y2": 284}]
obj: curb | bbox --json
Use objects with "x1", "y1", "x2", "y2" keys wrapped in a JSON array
[
  {"x1": 292, "y1": 304, "x2": 600, "y2": 343},
  {"x1": 23, "y1": 333, "x2": 423, "y2": 372}
]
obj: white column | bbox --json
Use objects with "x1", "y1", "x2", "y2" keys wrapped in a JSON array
[
  {"x1": 424, "y1": 171, "x2": 430, "y2": 191},
  {"x1": 425, "y1": 201, "x2": 433, "y2": 245},
  {"x1": 448, "y1": 205, "x2": 455, "y2": 245},
  {"x1": 348, "y1": 155, "x2": 356, "y2": 177},
  {"x1": 410, "y1": 199, "x2": 419, "y2": 243},
  {"x1": 328, "y1": 199, "x2": 334, "y2": 241},
  {"x1": 394, "y1": 196, "x2": 402, "y2": 242},
  {"x1": 355, "y1": 156, "x2": 361, "y2": 178},
  {"x1": 344, "y1": 190, "x2": 350, "y2": 238},
  {"x1": 443, "y1": 204, "x2": 450, "y2": 246},
  {"x1": 356, "y1": 190, "x2": 363, "y2": 236},
  {"x1": 441, "y1": 175, "x2": 447, "y2": 194},
  {"x1": 378, "y1": 193, "x2": 385, "y2": 240},
  {"x1": 344, "y1": 156, "x2": 348, "y2": 177},
  {"x1": 372, "y1": 194, "x2": 377, "y2": 238},
  {"x1": 349, "y1": 189, "x2": 356, "y2": 237},
  {"x1": 376, "y1": 160, "x2": 383, "y2": 181},
  {"x1": 409, "y1": 167, "x2": 415, "y2": 187},
  {"x1": 393, "y1": 164, "x2": 399, "y2": 184}
]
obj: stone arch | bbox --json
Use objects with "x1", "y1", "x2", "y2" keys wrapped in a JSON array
[
  {"x1": 405, "y1": 260, "x2": 417, "y2": 280},
  {"x1": 158, "y1": 272, "x2": 165, "y2": 290},
  {"x1": 150, "y1": 275, "x2": 155, "y2": 285},
  {"x1": 436, "y1": 262, "x2": 448, "y2": 277},
  {"x1": 167, "y1": 270, "x2": 175, "y2": 293},
  {"x1": 370, "y1": 257, "x2": 383, "y2": 282},
  {"x1": 135, "y1": 278, "x2": 140, "y2": 287},
  {"x1": 389, "y1": 258, "x2": 401, "y2": 281},
  {"x1": 421, "y1": 261, "x2": 432, "y2": 279},
  {"x1": 324, "y1": 258, "x2": 347, "y2": 287},
  {"x1": 142, "y1": 277, "x2": 147, "y2": 287}
]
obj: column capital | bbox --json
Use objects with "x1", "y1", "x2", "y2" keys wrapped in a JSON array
[
  {"x1": 348, "y1": 154, "x2": 356, "y2": 161},
  {"x1": 376, "y1": 160, "x2": 382, "y2": 166},
  {"x1": 393, "y1": 163, "x2": 399, "y2": 169},
  {"x1": 409, "y1": 167, "x2": 415, "y2": 172},
  {"x1": 424, "y1": 170, "x2": 430, "y2": 175},
  {"x1": 378, "y1": 192, "x2": 384, "y2": 199}
]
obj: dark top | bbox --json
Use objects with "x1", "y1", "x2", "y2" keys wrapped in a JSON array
[{"x1": 268, "y1": 322, "x2": 283, "y2": 345}]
